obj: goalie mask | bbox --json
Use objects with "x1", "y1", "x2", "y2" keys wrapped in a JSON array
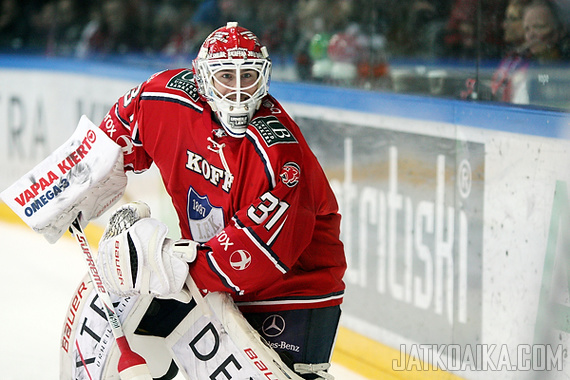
[{"x1": 193, "y1": 22, "x2": 271, "y2": 138}]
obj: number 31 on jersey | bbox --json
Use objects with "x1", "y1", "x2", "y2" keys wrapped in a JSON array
[{"x1": 247, "y1": 192, "x2": 289, "y2": 231}]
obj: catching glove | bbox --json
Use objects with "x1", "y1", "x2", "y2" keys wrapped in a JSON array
[{"x1": 97, "y1": 202, "x2": 199, "y2": 298}]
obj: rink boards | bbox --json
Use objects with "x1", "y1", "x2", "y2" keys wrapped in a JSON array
[{"x1": 1, "y1": 55, "x2": 569, "y2": 379}]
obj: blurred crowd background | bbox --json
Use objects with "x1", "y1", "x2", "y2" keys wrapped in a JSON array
[{"x1": 2, "y1": 0, "x2": 570, "y2": 110}]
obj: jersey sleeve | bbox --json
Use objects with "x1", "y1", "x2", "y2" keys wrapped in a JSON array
[
  {"x1": 190, "y1": 116, "x2": 319, "y2": 296},
  {"x1": 98, "y1": 81, "x2": 154, "y2": 172}
]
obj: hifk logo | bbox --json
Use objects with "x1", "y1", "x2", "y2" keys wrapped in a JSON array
[
  {"x1": 280, "y1": 162, "x2": 300, "y2": 187},
  {"x1": 186, "y1": 187, "x2": 224, "y2": 243},
  {"x1": 230, "y1": 250, "x2": 252, "y2": 270}
]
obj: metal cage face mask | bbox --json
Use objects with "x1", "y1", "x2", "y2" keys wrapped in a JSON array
[
  {"x1": 193, "y1": 22, "x2": 272, "y2": 138},
  {"x1": 196, "y1": 58, "x2": 271, "y2": 137}
]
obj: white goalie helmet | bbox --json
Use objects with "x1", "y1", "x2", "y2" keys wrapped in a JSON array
[{"x1": 193, "y1": 22, "x2": 272, "y2": 138}]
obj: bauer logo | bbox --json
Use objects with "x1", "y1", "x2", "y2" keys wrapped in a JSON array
[{"x1": 297, "y1": 116, "x2": 484, "y2": 348}]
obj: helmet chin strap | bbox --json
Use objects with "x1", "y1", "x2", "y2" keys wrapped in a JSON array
[
  {"x1": 218, "y1": 111, "x2": 248, "y2": 138},
  {"x1": 209, "y1": 98, "x2": 257, "y2": 138}
]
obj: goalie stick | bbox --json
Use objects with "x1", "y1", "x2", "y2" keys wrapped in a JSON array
[{"x1": 69, "y1": 216, "x2": 152, "y2": 380}]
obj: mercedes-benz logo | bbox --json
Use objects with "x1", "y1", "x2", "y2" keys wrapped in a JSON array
[{"x1": 261, "y1": 314, "x2": 286, "y2": 338}]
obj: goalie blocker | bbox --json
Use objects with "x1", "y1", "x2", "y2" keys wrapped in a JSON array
[
  {"x1": 60, "y1": 273, "x2": 335, "y2": 380},
  {"x1": 0, "y1": 115, "x2": 127, "y2": 243}
]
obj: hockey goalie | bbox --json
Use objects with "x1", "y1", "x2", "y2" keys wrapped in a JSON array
[{"x1": 1, "y1": 22, "x2": 346, "y2": 380}]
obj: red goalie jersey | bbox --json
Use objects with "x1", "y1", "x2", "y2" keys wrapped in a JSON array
[{"x1": 99, "y1": 68, "x2": 346, "y2": 313}]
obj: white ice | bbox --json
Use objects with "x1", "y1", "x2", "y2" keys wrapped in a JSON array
[{"x1": 0, "y1": 221, "x2": 367, "y2": 380}]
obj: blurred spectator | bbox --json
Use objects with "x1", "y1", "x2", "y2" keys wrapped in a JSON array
[
  {"x1": 521, "y1": 0, "x2": 570, "y2": 61},
  {"x1": 255, "y1": 1, "x2": 298, "y2": 58},
  {"x1": 350, "y1": 0, "x2": 391, "y2": 88},
  {"x1": 50, "y1": 0, "x2": 87, "y2": 55},
  {"x1": 327, "y1": 23, "x2": 365, "y2": 85},
  {"x1": 409, "y1": 0, "x2": 451, "y2": 58},
  {"x1": 502, "y1": 0, "x2": 530, "y2": 50},
  {"x1": 292, "y1": 0, "x2": 356, "y2": 81},
  {"x1": 28, "y1": 1, "x2": 57, "y2": 52},
  {"x1": 327, "y1": 22, "x2": 390, "y2": 88},
  {"x1": 1, "y1": 0, "x2": 568, "y2": 110},
  {"x1": 387, "y1": 0, "x2": 451, "y2": 58},
  {"x1": 162, "y1": 0, "x2": 258, "y2": 59},
  {"x1": 151, "y1": 1, "x2": 196, "y2": 56},
  {"x1": 489, "y1": 0, "x2": 532, "y2": 102},
  {"x1": 76, "y1": 0, "x2": 145, "y2": 58},
  {"x1": 439, "y1": 0, "x2": 508, "y2": 60},
  {"x1": 500, "y1": 0, "x2": 570, "y2": 103},
  {"x1": 292, "y1": 0, "x2": 391, "y2": 87},
  {"x1": 0, "y1": 0, "x2": 28, "y2": 50},
  {"x1": 440, "y1": 0, "x2": 478, "y2": 58},
  {"x1": 191, "y1": 0, "x2": 255, "y2": 49},
  {"x1": 149, "y1": 2, "x2": 183, "y2": 52}
]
